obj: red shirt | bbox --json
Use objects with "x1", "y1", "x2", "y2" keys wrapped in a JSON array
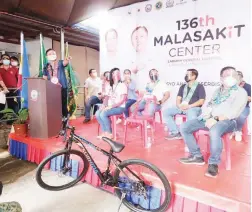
[{"x1": 0, "y1": 67, "x2": 18, "y2": 88}]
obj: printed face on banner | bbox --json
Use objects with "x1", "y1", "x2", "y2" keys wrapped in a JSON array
[
  {"x1": 131, "y1": 26, "x2": 148, "y2": 53},
  {"x1": 105, "y1": 29, "x2": 118, "y2": 53}
]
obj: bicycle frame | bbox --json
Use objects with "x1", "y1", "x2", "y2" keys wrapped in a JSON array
[{"x1": 65, "y1": 128, "x2": 122, "y2": 184}]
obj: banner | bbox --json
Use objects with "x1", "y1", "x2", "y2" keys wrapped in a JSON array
[{"x1": 100, "y1": 0, "x2": 251, "y2": 108}]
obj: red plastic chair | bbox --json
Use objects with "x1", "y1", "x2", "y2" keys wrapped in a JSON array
[
  {"x1": 155, "y1": 110, "x2": 163, "y2": 124},
  {"x1": 195, "y1": 130, "x2": 232, "y2": 170},
  {"x1": 241, "y1": 119, "x2": 249, "y2": 142},
  {"x1": 97, "y1": 114, "x2": 124, "y2": 140},
  {"x1": 123, "y1": 96, "x2": 157, "y2": 148}
]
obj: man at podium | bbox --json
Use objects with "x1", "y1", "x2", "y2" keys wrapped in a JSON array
[{"x1": 43, "y1": 48, "x2": 71, "y2": 117}]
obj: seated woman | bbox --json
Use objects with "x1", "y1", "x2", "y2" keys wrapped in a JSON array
[
  {"x1": 132, "y1": 69, "x2": 170, "y2": 116},
  {"x1": 116, "y1": 69, "x2": 137, "y2": 124},
  {"x1": 123, "y1": 69, "x2": 137, "y2": 118},
  {"x1": 95, "y1": 68, "x2": 127, "y2": 139}
]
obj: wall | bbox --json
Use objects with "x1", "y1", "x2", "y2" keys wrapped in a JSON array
[
  {"x1": 53, "y1": 40, "x2": 99, "y2": 109},
  {"x1": 0, "y1": 42, "x2": 20, "y2": 53}
]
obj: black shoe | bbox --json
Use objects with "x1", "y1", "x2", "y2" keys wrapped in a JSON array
[
  {"x1": 83, "y1": 119, "x2": 90, "y2": 123},
  {"x1": 205, "y1": 164, "x2": 218, "y2": 178},
  {"x1": 165, "y1": 133, "x2": 182, "y2": 140},
  {"x1": 179, "y1": 155, "x2": 205, "y2": 165}
]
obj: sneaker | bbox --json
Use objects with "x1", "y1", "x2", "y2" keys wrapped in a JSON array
[
  {"x1": 165, "y1": 133, "x2": 182, "y2": 140},
  {"x1": 235, "y1": 131, "x2": 242, "y2": 142},
  {"x1": 179, "y1": 155, "x2": 205, "y2": 165},
  {"x1": 205, "y1": 164, "x2": 218, "y2": 178},
  {"x1": 83, "y1": 119, "x2": 90, "y2": 123}
]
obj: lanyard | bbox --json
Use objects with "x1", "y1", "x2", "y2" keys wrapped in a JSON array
[{"x1": 48, "y1": 62, "x2": 58, "y2": 78}]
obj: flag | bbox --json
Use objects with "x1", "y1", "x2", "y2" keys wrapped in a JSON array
[
  {"x1": 38, "y1": 33, "x2": 47, "y2": 77},
  {"x1": 65, "y1": 42, "x2": 79, "y2": 116},
  {"x1": 17, "y1": 32, "x2": 30, "y2": 109}
]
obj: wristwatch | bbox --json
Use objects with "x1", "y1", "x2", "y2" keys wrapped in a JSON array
[{"x1": 214, "y1": 116, "x2": 219, "y2": 121}]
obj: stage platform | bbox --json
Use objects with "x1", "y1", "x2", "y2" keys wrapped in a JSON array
[{"x1": 8, "y1": 118, "x2": 251, "y2": 212}]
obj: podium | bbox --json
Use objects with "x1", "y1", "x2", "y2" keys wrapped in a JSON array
[{"x1": 28, "y1": 78, "x2": 62, "y2": 139}]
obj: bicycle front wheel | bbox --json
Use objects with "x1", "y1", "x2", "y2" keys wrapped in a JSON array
[
  {"x1": 114, "y1": 159, "x2": 171, "y2": 212},
  {"x1": 36, "y1": 149, "x2": 89, "y2": 191}
]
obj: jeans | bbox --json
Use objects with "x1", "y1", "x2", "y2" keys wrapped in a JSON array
[
  {"x1": 6, "y1": 90, "x2": 19, "y2": 114},
  {"x1": 95, "y1": 107, "x2": 125, "y2": 133},
  {"x1": 137, "y1": 100, "x2": 161, "y2": 116},
  {"x1": 236, "y1": 106, "x2": 250, "y2": 131},
  {"x1": 163, "y1": 106, "x2": 202, "y2": 134},
  {"x1": 85, "y1": 96, "x2": 102, "y2": 119},
  {"x1": 124, "y1": 99, "x2": 137, "y2": 117},
  {"x1": 180, "y1": 119, "x2": 236, "y2": 165}
]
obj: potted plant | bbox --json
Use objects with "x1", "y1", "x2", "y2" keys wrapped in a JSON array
[{"x1": 0, "y1": 108, "x2": 29, "y2": 136}]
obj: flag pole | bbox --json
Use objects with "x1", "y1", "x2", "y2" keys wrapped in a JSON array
[
  {"x1": 66, "y1": 42, "x2": 68, "y2": 58},
  {"x1": 40, "y1": 33, "x2": 44, "y2": 70},
  {"x1": 20, "y1": 31, "x2": 24, "y2": 61},
  {"x1": 60, "y1": 28, "x2": 65, "y2": 60}
]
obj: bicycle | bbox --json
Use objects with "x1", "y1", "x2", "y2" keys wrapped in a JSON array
[{"x1": 36, "y1": 116, "x2": 171, "y2": 212}]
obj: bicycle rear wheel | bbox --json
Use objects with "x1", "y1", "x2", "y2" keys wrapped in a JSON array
[
  {"x1": 36, "y1": 149, "x2": 89, "y2": 191},
  {"x1": 113, "y1": 159, "x2": 171, "y2": 212}
]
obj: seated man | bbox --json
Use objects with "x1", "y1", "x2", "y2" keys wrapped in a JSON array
[
  {"x1": 132, "y1": 69, "x2": 170, "y2": 116},
  {"x1": 164, "y1": 69, "x2": 206, "y2": 140},
  {"x1": 234, "y1": 71, "x2": 251, "y2": 141},
  {"x1": 83, "y1": 69, "x2": 102, "y2": 123},
  {"x1": 179, "y1": 67, "x2": 247, "y2": 178}
]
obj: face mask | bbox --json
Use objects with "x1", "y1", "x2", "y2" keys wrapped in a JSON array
[
  {"x1": 47, "y1": 55, "x2": 57, "y2": 61},
  {"x1": 124, "y1": 74, "x2": 131, "y2": 80},
  {"x1": 150, "y1": 75, "x2": 158, "y2": 82},
  {"x1": 223, "y1": 76, "x2": 237, "y2": 87},
  {"x1": 105, "y1": 75, "x2": 110, "y2": 81},
  {"x1": 11, "y1": 61, "x2": 18, "y2": 66},
  {"x1": 184, "y1": 75, "x2": 190, "y2": 82},
  {"x1": 113, "y1": 72, "x2": 121, "y2": 81},
  {"x1": 3, "y1": 59, "x2": 10, "y2": 65}
]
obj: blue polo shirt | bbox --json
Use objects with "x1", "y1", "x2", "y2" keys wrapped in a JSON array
[{"x1": 43, "y1": 60, "x2": 68, "y2": 89}]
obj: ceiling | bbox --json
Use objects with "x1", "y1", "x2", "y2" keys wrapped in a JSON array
[{"x1": 0, "y1": 0, "x2": 147, "y2": 50}]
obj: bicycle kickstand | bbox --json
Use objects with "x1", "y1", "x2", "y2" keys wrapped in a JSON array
[{"x1": 117, "y1": 192, "x2": 126, "y2": 212}]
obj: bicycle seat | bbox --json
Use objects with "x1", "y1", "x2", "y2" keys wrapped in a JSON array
[{"x1": 102, "y1": 137, "x2": 125, "y2": 153}]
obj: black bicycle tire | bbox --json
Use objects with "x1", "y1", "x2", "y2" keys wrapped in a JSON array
[
  {"x1": 114, "y1": 159, "x2": 171, "y2": 212},
  {"x1": 36, "y1": 149, "x2": 89, "y2": 191}
]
